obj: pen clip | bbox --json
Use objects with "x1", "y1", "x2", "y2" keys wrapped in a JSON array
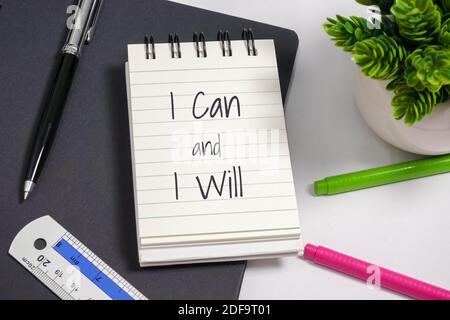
[{"x1": 85, "y1": 0, "x2": 103, "y2": 44}]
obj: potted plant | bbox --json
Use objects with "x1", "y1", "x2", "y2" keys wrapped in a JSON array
[{"x1": 324, "y1": 0, "x2": 450, "y2": 155}]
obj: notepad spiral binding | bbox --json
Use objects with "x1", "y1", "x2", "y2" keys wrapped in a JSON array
[{"x1": 144, "y1": 28, "x2": 258, "y2": 60}]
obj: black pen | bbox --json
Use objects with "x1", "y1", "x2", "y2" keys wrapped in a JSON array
[{"x1": 23, "y1": 0, "x2": 103, "y2": 200}]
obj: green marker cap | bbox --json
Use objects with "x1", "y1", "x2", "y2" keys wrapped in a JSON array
[{"x1": 314, "y1": 179, "x2": 328, "y2": 196}]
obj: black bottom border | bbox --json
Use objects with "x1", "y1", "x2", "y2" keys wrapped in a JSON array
[{"x1": 0, "y1": 300, "x2": 447, "y2": 319}]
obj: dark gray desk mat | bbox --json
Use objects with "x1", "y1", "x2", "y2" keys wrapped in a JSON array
[{"x1": 0, "y1": 0, "x2": 298, "y2": 299}]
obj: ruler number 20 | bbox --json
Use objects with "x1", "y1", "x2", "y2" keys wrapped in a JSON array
[{"x1": 37, "y1": 255, "x2": 51, "y2": 267}]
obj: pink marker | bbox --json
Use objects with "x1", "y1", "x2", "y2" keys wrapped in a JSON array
[{"x1": 303, "y1": 244, "x2": 450, "y2": 300}]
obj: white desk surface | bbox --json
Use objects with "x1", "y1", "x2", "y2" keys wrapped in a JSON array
[{"x1": 171, "y1": 0, "x2": 450, "y2": 300}]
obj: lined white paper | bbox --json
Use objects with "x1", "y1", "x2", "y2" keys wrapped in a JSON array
[{"x1": 126, "y1": 40, "x2": 301, "y2": 265}]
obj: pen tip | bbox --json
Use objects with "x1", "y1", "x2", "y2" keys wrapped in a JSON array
[{"x1": 23, "y1": 180, "x2": 35, "y2": 202}]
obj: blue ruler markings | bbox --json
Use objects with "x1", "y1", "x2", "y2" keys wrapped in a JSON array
[{"x1": 53, "y1": 239, "x2": 133, "y2": 300}]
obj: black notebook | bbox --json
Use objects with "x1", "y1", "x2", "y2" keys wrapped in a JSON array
[{"x1": 0, "y1": 0, "x2": 299, "y2": 299}]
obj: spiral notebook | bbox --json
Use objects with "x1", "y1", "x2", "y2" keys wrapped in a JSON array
[{"x1": 125, "y1": 31, "x2": 301, "y2": 266}]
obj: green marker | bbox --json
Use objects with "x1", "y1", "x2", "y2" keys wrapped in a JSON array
[{"x1": 314, "y1": 154, "x2": 450, "y2": 196}]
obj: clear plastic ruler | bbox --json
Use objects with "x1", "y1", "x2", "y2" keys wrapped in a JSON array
[{"x1": 9, "y1": 215, "x2": 147, "y2": 300}]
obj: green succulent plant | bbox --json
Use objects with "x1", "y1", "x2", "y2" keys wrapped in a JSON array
[
  {"x1": 324, "y1": 0, "x2": 450, "y2": 126},
  {"x1": 352, "y1": 35, "x2": 408, "y2": 79},
  {"x1": 391, "y1": 81, "x2": 449, "y2": 125},
  {"x1": 379, "y1": 15, "x2": 400, "y2": 37},
  {"x1": 323, "y1": 15, "x2": 382, "y2": 52},
  {"x1": 439, "y1": 17, "x2": 450, "y2": 45},
  {"x1": 391, "y1": 0, "x2": 441, "y2": 43},
  {"x1": 437, "y1": 0, "x2": 450, "y2": 13},
  {"x1": 404, "y1": 45, "x2": 450, "y2": 92}
]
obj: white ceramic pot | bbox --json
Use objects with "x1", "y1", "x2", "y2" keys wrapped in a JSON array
[{"x1": 354, "y1": 71, "x2": 450, "y2": 155}]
